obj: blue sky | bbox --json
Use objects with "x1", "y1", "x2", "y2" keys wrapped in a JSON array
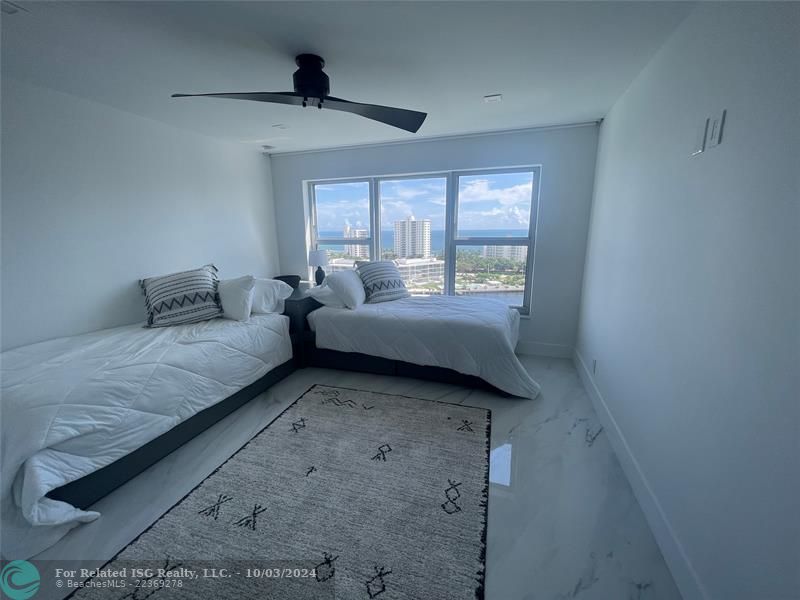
[{"x1": 315, "y1": 172, "x2": 533, "y2": 233}]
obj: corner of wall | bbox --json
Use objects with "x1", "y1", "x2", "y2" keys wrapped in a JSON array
[
  {"x1": 572, "y1": 348, "x2": 709, "y2": 600},
  {"x1": 262, "y1": 154, "x2": 282, "y2": 276}
]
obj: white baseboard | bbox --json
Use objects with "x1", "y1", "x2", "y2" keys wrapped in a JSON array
[
  {"x1": 573, "y1": 349, "x2": 709, "y2": 600},
  {"x1": 516, "y1": 340, "x2": 573, "y2": 358}
]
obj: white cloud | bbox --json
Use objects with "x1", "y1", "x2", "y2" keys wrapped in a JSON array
[
  {"x1": 458, "y1": 179, "x2": 532, "y2": 206},
  {"x1": 380, "y1": 200, "x2": 415, "y2": 222},
  {"x1": 459, "y1": 205, "x2": 530, "y2": 229},
  {"x1": 316, "y1": 197, "x2": 370, "y2": 230},
  {"x1": 392, "y1": 187, "x2": 428, "y2": 200},
  {"x1": 381, "y1": 180, "x2": 446, "y2": 202}
]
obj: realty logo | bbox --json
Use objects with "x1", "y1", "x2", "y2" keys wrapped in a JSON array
[{"x1": 0, "y1": 561, "x2": 40, "y2": 600}]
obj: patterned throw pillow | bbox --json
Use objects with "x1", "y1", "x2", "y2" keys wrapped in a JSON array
[
  {"x1": 140, "y1": 264, "x2": 223, "y2": 327},
  {"x1": 356, "y1": 260, "x2": 410, "y2": 304}
]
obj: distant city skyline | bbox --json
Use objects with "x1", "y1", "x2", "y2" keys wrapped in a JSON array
[
  {"x1": 322, "y1": 227, "x2": 529, "y2": 256},
  {"x1": 338, "y1": 217, "x2": 517, "y2": 260}
]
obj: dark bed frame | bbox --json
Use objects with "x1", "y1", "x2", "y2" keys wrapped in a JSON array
[
  {"x1": 48, "y1": 291, "x2": 506, "y2": 510},
  {"x1": 47, "y1": 360, "x2": 296, "y2": 510},
  {"x1": 307, "y1": 344, "x2": 510, "y2": 396}
]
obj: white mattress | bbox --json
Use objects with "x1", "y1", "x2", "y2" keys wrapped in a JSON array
[
  {"x1": 307, "y1": 295, "x2": 541, "y2": 399},
  {"x1": 1, "y1": 315, "x2": 292, "y2": 558}
]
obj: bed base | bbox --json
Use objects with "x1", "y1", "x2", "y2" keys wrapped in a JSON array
[
  {"x1": 307, "y1": 342, "x2": 511, "y2": 397},
  {"x1": 46, "y1": 297, "x2": 509, "y2": 511},
  {"x1": 46, "y1": 359, "x2": 296, "y2": 510}
]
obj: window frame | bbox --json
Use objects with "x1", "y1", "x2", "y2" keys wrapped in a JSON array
[
  {"x1": 310, "y1": 178, "x2": 375, "y2": 262},
  {"x1": 451, "y1": 167, "x2": 539, "y2": 315},
  {"x1": 308, "y1": 166, "x2": 541, "y2": 314},
  {"x1": 375, "y1": 172, "x2": 449, "y2": 261}
]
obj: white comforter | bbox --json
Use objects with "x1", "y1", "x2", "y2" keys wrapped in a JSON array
[
  {"x1": 1, "y1": 315, "x2": 292, "y2": 559},
  {"x1": 308, "y1": 295, "x2": 541, "y2": 399}
]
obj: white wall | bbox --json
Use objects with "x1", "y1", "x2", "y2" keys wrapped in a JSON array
[
  {"x1": 576, "y1": 4, "x2": 799, "y2": 600},
  {"x1": 1, "y1": 79, "x2": 280, "y2": 350},
  {"x1": 271, "y1": 125, "x2": 599, "y2": 356}
]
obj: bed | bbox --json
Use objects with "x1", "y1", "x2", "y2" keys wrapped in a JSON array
[
  {"x1": 306, "y1": 295, "x2": 541, "y2": 399},
  {"x1": 1, "y1": 314, "x2": 293, "y2": 559}
]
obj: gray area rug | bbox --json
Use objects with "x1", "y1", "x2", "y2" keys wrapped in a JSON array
[{"x1": 68, "y1": 385, "x2": 491, "y2": 600}]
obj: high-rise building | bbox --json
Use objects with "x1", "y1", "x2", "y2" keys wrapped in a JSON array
[
  {"x1": 482, "y1": 245, "x2": 528, "y2": 262},
  {"x1": 393, "y1": 216, "x2": 431, "y2": 258},
  {"x1": 343, "y1": 224, "x2": 369, "y2": 259}
]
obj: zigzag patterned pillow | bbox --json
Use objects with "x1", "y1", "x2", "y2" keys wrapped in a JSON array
[
  {"x1": 140, "y1": 264, "x2": 223, "y2": 327},
  {"x1": 356, "y1": 260, "x2": 410, "y2": 304}
]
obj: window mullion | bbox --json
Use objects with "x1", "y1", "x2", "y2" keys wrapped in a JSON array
[
  {"x1": 309, "y1": 183, "x2": 318, "y2": 249},
  {"x1": 444, "y1": 172, "x2": 457, "y2": 296},
  {"x1": 371, "y1": 178, "x2": 380, "y2": 260}
]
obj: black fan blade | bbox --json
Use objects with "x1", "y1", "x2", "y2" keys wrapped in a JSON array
[
  {"x1": 172, "y1": 91, "x2": 427, "y2": 133},
  {"x1": 323, "y1": 96, "x2": 426, "y2": 133},
  {"x1": 171, "y1": 91, "x2": 306, "y2": 106}
]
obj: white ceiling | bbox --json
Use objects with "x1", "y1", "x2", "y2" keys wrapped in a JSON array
[{"x1": 2, "y1": 1, "x2": 693, "y2": 153}]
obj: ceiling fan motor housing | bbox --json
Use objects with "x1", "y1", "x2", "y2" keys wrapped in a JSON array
[{"x1": 293, "y1": 54, "x2": 330, "y2": 100}]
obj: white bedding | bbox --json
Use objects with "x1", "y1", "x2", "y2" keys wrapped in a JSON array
[
  {"x1": 1, "y1": 315, "x2": 292, "y2": 558},
  {"x1": 307, "y1": 295, "x2": 541, "y2": 399}
]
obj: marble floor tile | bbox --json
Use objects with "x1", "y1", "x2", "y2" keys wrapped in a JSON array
[{"x1": 33, "y1": 357, "x2": 681, "y2": 600}]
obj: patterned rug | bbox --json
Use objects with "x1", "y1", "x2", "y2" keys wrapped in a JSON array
[{"x1": 68, "y1": 385, "x2": 491, "y2": 600}]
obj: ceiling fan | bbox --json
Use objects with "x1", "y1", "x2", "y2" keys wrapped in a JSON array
[{"x1": 172, "y1": 54, "x2": 427, "y2": 133}]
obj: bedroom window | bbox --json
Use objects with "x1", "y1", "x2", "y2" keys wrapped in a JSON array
[
  {"x1": 309, "y1": 166, "x2": 539, "y2": 313},
  {"x1": 379, "y1": 177, "x2": 447, "y2": 295},
  {"x1": 311, "y1": 180, "x2": 373, "y2": 268},
  {"x1": 452, "y1": 170, "x2": 536, "y2": 312}
]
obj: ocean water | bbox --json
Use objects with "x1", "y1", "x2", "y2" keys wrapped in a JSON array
[{"x1": 319, "y1": 229, "x2": 528, "y2": 253}]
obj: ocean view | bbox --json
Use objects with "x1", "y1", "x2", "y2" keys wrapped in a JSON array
[{"x1": 319, "y1": 229, "x2": 528, "y2": 253}]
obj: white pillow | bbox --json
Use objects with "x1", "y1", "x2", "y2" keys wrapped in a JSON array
[
  {"x1": 307, "y1": 283, "x2": 346, "y2": 308},
  {"x1": 324, "y1": 270, "x2": 365, "y2": 309},
  {"x1": 251, "y1": 278, "x2": 294, "y2": 314},
  {"x1": 218, "y1": 276, "x2": 255, "y2": 321}
]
